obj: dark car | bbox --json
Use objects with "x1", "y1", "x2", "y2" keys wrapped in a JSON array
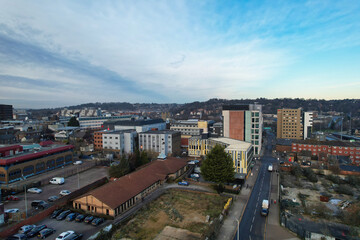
[
  {"x1": 75, "y1": 214, "x2": 85, "y2": 222},
  {"x1": 27, "y1": 224, "x2": 47, "y2": 238},
  {"x1": 91, "y1": 218, "x2": 104, "y2": 226},
  {"x1": 31, "y1": 200, "x2": 49, "y2": 210},
  {"x1": 56, "y1": 210, "x2": 71, "y2": 221},
  {"x1": 37, "y1": 228, "x2": 55, "y2": 239},
  {"x1": 6, "y1": 233, "x2": 27, "y2": 240},
  {"x1": 50, "y1": 209, "x2": 63, "y2": 219},
  {"x1": 65, "y1": 213, "x2": 78, "y2": 222},
  {"x1": 67, "y1": 233, "x2": 83, "y2": 240},
  {"x1": 84, "y1": 215, "x2": 94, "y2": 224},
  {"x1": 48, "y1": 195, "x2": 59, "y2": 202}
]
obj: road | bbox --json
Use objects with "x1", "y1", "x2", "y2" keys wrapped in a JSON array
[{"x1": 234, "y1": 131, "x2": 276, "y2": 240}]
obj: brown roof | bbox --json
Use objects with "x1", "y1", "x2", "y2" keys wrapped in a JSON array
[{"x1": 79, "y1": 157, "x2": 188, "y2": 209}]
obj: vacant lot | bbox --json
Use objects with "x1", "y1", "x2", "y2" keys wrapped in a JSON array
[{"x1": 111, "y1": 189, "x2": 228, "y2": 240}]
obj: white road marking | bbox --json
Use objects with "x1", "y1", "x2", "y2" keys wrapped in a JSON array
[
  {"x1": 250, "y1": 224, "x2": 253, "y2": 232},
  {"x1": 252, "y1": 216, "x2": 255, "y2": 222}
]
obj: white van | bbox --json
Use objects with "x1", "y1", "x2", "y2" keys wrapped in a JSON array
[{"x1": 49, "y1": 177, "x2": 65, "y2": 185}]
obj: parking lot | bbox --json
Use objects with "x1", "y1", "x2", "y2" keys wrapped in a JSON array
[
  {"x1": 3, "y1": 165, "x2": 108, "y2": 215},
  {"x1": 34, "y1": 210, "x2": 111, "y2": 240}
]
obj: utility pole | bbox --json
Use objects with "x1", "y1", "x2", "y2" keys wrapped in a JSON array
[{"x1": 24, "y1": 184, "x2": 28, "y2": 218}]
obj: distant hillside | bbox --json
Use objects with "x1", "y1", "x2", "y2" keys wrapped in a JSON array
[
  {"x1": 171, "y1": 98, "x2": 360, "y2": 115},
  {"x1": 28, "y1": 98, "x2": 360, "y2": 119}
]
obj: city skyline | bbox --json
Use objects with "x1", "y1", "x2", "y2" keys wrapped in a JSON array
[{"x1": 1, "y1": 0, "x2": 360, "y2": 108}]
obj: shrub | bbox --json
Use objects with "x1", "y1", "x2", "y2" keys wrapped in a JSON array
[
  {"x1": 303, "y1": 168, "x2": 318, "y2": 183},
  {"x1": 326, "y1": 175, "x2": 342, "y2": 184},
  {"x1": 291, "y1": 165, "x2": 303, "y2": 178},
  {"x1": 335, "y1": 184, "x2": 354, "y2": 196}
]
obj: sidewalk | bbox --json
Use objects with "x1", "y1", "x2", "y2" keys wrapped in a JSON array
[
  {"x1": 266, "y1": 166, "x2": 299, "y2": 240},
  {"x1": 217, "y1": 161, "x2": 261, "y2": 240}
]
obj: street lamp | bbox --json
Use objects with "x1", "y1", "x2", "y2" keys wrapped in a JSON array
[{"x1": 234, "y1": 218, "x2": 240, "y2": 240}]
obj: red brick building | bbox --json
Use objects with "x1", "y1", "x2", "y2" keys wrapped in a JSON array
[{"x1": 292, "y1": 140, "x2": 360, "y2": 165}]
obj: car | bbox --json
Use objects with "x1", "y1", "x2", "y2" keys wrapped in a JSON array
[
  {"x1": 27, "y1": 188, "x2": 42, "y2": 194},
  {"x1": 38, "y1": 228, "x2": 56, "y2": 239},
  {"x1": 59, "y1": 190, "x2": 71, "y2": 196},
  {"x1": 91, "y1": 218, "x2": 104, "y2": 226},
  {"x1": 178, "y1": 181, "x2": 189, "y2": 186},
  {"x1": 31, "y1": 200, "x2": 49, "y2": 210},
  {"x1": 66, "y1": 233, "x2": 83, "y2": 240},
  {"x1": 55, "y1": 231, "x2": 74, "y2": 240},
  {"x1": 75, "y1": 214, "x2": 85, "y2": 222},
  {"x1": 19, "y1": 224, "x2": 36, "y2": 234},
  {"x1": 5, "y1": 195, "x2": 20, "y2": 201},
  {"x1": 6, "y1": 233, "x2": 27, "y2": 240},
  {"x1": 5, "y1": 208, "x2": 20, "y2": 213},
  {"x1": 66, "y1": 213, "x2": 78, "y2": 222},
  {"x1": 84, "y1": 215, "x2": 94, "y2": 224},
  {"x1": 56, "y1": 210, "x2": 71, "y2": 220},
  {"x1": 50, "y1": 209, "x2": 63, "y2": 219},
  {"x1": 48, "y1": 195, "x2": 59, "y2": 202},
  {"x1": 73, "y1": 160, "x2": 83, "y2": 165},
  {"x1": 26, "y1": 224, "x2": 47, "y2": 238},
  {"x1": 190, "y1": 173, "x2": 200, "y2": 178}
]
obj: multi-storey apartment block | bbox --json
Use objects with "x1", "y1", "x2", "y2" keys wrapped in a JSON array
[
  {"x1": 277, "y1": 108, "x2": 313, "y2": 140},
  {"x1": 102, "y1": 130, "x2": 137, "y2": 154},
  {"x1": 170, "y1": 119, "x2": 209, "y2": 148},
  {"x1": 222, "y1": 104, "x2": 263, "y2": 156},
  {"x1": 139, "y1": 130, "x2": 181, "y2": 156}
]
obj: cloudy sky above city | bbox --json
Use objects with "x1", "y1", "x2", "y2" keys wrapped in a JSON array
[{"x1": 0, "y1": 0, "x2": 360, "y2": 108}]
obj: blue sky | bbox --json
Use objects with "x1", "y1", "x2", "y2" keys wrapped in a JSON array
[{"x1": 0, "y1": 0, "x2": 359, "y2": 108}]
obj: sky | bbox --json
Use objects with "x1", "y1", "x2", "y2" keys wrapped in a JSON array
[{"x1": 0, "y1": 0, "x2": 360, "y2": 109}]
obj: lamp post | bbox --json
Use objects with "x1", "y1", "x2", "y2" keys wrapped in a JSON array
[
  {"x1": 77, "y1": 165, "x2": 80, "y2": 189},
  {"x1": 234, "y1": 218, "x2": 240, "y2": 240}
]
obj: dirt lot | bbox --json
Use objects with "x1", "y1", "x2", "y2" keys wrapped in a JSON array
[
  {"x1": 280, "y1": 168, "x2": 360, "y2": 223},
  {"x1": 111, "y1": 189, "x2": 228, "y2": 240}
]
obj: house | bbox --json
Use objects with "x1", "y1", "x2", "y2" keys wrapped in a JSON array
[{"x1": 72, "y1": 157, "x2": 188, "y2": 217}]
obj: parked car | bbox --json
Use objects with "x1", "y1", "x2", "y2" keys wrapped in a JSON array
[
  {"x1": 38, "y1": 228, "x2": 56, "y2": 239},
  {"x1": 91, "y1": 218, "x2": 104, "y2": 226},
  {"x1": 55, "y1": 231, "x2": 74, "y2": 240},
  {"x1": 59, "y1": 190, "x2": 71, "y2": 196},
  {"x1": 6, "y1": 233, "x2": 27, "y2": 240},
  {"x1": 31, "y1": 200, "x2": 49, "y2": 210},
  {"x1": 73, "y1": 160, "x2": 83, "y2": 165},
  {"x1": 56, "y1": 210, "x2": 71, "y2": 220},
  {"x1": 26, "y1": 224, "x2": 47, "y2": 238},
  {"x1": 50, "y1": 209, "x2": 63, "y2": 219},
  {"x1": 66, "y1": 213, "x2": 78, "y2": 222},
  {"x1": 48, "y1": 195, "x2": 59, "y2": 202},
  {"x1": 178, "y1": 181, "x2": 189, "y2": 186},
  {"x1": 19, "y1": 224, "x2": 36, "y2": 234},
  {"x1": 190, "y1": 173, "x2": 200, "y2": 178},
  {"x1": 67, "y1": 233, "x2": 83, "y2": 240},
  {"x1": 27, "y1": 188, "x2": 42, "y2": 194},
  {"x1": 84, "y1": 215, "x2": 94, "y2": 224},
  {"x1": 75, "y1": 214, "x2": 85, "y2": 222},
  {"x1": 5, "y1": 208, "x2": 19, "y2": 213},
  {"x1": 5, "y1": 195, "x2": 20, "y2": 201}
]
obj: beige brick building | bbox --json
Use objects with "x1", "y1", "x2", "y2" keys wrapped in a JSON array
[{"x1": 277, "y1": 108, "x2": 304, "y2": 139}]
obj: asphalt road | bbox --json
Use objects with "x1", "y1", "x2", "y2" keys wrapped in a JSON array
[{"x1": 235, "y1": 132, "x2": 276, "y2": 240}]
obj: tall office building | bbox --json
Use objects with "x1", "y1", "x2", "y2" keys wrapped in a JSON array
[
  {"x1": 0, "y1": 104, "x2": 13, "y2": 120},
  {"x1": 276, "y1": 108, "x2": 313, "y2": 140},
  {"x1": 222, "y1": 104, "x2": 263, "y2": 156}
]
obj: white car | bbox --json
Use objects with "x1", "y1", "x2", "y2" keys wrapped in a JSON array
[
  {"x1": 27, "y1": 188, "x2": 42, "y2": 194},
  {"x1": 59, "y1": 190, "x2": 71, "y2": 196},
  {"x1": 73, "y1": 160, "x2": 83, "y2": 165},
  {"x1": 55, "y1": 231, "x2": 74, "y2": 240},
  {"x1": 5, "y1": 208, "x2": 19, "y2": 213}
]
